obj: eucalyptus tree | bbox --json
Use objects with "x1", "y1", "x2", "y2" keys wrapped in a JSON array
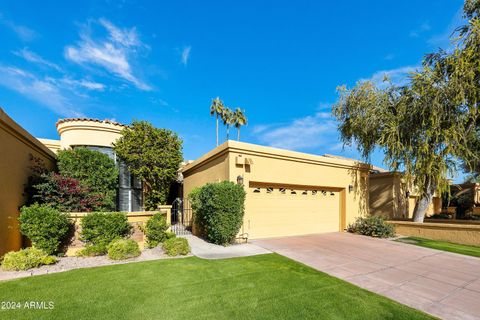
[
  {"x1": 333, "y1": 0, "x2": 480, "y2": 222},
  {"x1": 233, "y1": 108, "x2": 248, "y2": 141},
  {"x1": 210, "y1": 97, "x2": 225, "y2": 146},
  {"x1": 221, "y1": 107, "x2": 234, "y2": 141}
]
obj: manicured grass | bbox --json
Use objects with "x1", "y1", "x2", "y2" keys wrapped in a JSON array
[
  {"x1": 0, "y1": 254, "x2": 433, "y2": 320},
  {"x1": 396, "y1": 237, "x2": 480, "y2": 257}
]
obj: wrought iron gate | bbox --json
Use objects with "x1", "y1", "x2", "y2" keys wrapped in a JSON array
[{"x1": 171, "y1": 198, "x2": 193, "y2": 235}]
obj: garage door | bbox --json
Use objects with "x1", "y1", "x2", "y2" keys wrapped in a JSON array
[{"x1": 245, "y1": 184, "x2": 340, "y2": 239}]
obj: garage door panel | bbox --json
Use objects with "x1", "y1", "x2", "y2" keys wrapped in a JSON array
[{"x1": 246, "y1": 186, "x2": 340, "y2": 238}]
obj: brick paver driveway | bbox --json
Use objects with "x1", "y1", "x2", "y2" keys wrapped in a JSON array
[{"x1": 253, "y1": 232, "x2": 480, "y2": 320}]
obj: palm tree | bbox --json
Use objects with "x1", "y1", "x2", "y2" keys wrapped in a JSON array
[
  {"x1": 210, "y1": 97, "x2": 224, "y2": 146},
  {"x1": 221, "y1": 107, "x2": 234, "y2": 141},
  {"x1": 233, "y1": 108, "x2": 247, "y2": 141}
]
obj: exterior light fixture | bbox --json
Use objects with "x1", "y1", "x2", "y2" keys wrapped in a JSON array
[
  {"x1": 406, "y1": 191, "x2": 410, "y2": 198},
  {"x1": 237, "y1": 175, "x2": 244, "y2": 186},
  {"x1": 348, "y1": 185, "x2": 354, "y2": 193}
]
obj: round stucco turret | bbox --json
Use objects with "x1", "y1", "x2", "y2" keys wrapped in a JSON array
[{"x1": 56, "y1": 118, "x2": 127, "y2": 149}]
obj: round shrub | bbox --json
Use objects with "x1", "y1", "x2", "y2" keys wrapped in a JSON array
[
  {"x1": 162, "y1": 237, "x2": 190, "y2": 256},
  {"x1": 19, "y1": 204, "x2": 71, "y2": 255},
  {"x1": 75, "y1": 243, "x2": 108, "y2": 257},
  {"x1": 1, "y1": 248, "x2": 57, "y2": 271},
  {"x1": 107, "y1": 239, "x2": 141, "y2": 260},
  {"x1": 80, "y1": 212, "x2": 132, "y2": 246},
  {"x1": 144, "y1": 213, "x2": 170, "y2": 248},
  {"x1": 347, "y1": 216, "x2": 395, "y2": 238},
  {"x1": 192, "y1": 181, "x2": 246, "y2": 245}
]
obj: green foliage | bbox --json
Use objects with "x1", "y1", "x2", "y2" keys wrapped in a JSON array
[
  {"x1": 192, "y1": 181, "x2": 246, "y2": 245},
  {"x1": 333, "y1": 2, "x2": 480, "y2": 222},
  {"x1": 1, "y1": 248, "x2": 57, "y2": 271},
  {"x1": 19, "y1": 204, "x2": 71, "y2": 255},
  {"x1": 233, "y1": 107, "x2": 247, "y2": 141},
  {"x1": 75, "y1": 243, "x2": 108, "y2": 257},
  {"x1": 32, "y1": 172, "x2": 102, "y2": 212},
  {"x1": 144, "y1": 213, "x2": 170, "y2": 248},
  {"x1": 57, "y1": 148, "x2": 118, "y2": 211},
  {"x1": 80, "y1": 212, "x2": 132, "y2": 246},
  {"x1": 113, "y1": 120, "x2": 183, "y2": 209},
  {"x1": 162, "y1": 237, "x2": 190, "y2": 256},
  {"x1": 347, "y1": 216, "x2": 395, "y2": 238},
  {"x1": 107, "y1": 239, "x2": 141, "y2": 260}
]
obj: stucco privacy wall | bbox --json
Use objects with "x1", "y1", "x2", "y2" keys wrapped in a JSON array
[
  {"x1": 66, "y1": 207, "x2": 171, "y2": 256},
  {"x1": 182, "y1": 141, "x2": 370, "y2": 239},
  {"x1": 390, "y1": 220, "x2": 480, "y2": 246},
  {"x1": 0, "y1": 108, "x2": 56, "y2": 256}
]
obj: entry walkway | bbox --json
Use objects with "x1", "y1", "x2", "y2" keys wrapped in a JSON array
[
  {"x1": 254, "y1": 232, "x2": 480, "y2": 320},
  {"x1": 184, "y1": 235, "x2": 271, "y2": 259}
]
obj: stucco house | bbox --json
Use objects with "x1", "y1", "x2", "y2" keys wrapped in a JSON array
[
  {"x1": 38, "y1": 118, "x2": 143, "y2": 212},
  {"x1": 182, "y1": 141, "x2": 370, "y2": 239},
  {"x1": 369, "y1": 171, "x2": 442, "y2": 219}
]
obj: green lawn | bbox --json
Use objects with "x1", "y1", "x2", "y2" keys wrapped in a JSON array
[
  {"x1": 0, "y1": 254, "x2": 433, "y2": 320},
  {"x1": 395, "y1": 236, "x2": 480, "y2": 258}
]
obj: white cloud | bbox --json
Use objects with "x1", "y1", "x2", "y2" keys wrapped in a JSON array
[
  {"x1": 181, "y1": 46, "x2": 191, "y2": 66},
  {"x1": 61, "y1": 77, "x2": 105, "y2": 91},
  {"x1": 362, "y1": 65, "x2": 419, "y2": 88},
  {"x1": 0, "y1": 65, "x2": 83, "y2": 116},
  {"x1": 256, "y1": 112, "x2": 338, "y2": 150},
  {"x1": 409, "y1": 21, "x2": 431, "y2": 38},
  {"x1": 13, "y1": 48, "x2": 62, "y2": 72},
  {"x1": 65, "y1": 19, "x2": 151, "y2": 90},
  {"x1": 0, "y1": 14, "x2": 36, "y2": 41},
  {"x1": 383, "y1": 53, "x2": 395, "y2": 61}
]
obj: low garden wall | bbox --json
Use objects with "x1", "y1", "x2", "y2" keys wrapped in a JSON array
[
  {"x1": 66, "y1": 206, "x2": 171, "y2": 256},
  {"x1": 389, "y1": 220, "x2": 480, "y2": 246}
]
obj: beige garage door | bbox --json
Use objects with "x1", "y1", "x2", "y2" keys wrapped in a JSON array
[{"x1": 245, "y1": 185, "x2": 340, "y2": 239}]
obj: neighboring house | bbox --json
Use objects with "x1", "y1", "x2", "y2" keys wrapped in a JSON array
[
  {"x1": 369, "y1": 171, "x2": 441, "y2": 219},
  {"x1": 182, "y1": 140, "x2": 370, "y2": 239},
  {"x1": 37, "y1": 118, "x2": 143, "y2": 212},
  {"x1": 0, "y1": 108, "x2": 56, "y2": 256}
]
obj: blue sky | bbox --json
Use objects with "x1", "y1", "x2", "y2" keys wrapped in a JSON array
[{"x1": 0, "y1": 0, "x2": 466, "y2": 177}]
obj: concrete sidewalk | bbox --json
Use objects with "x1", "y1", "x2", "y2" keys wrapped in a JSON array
[
  {"x1": 254, "y1": 232, "x2": 480, "y2": 320},
  {"x1": 184, "y1": 235, "x2": 271, "y2": 259}
]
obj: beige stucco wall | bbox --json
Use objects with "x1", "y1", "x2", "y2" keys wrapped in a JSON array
[
  {"x1": 182, "y1": 148, "x2": 230, "y2": 198},
  {"x1": 55, "y1": 119, "x2": 125, "y2": 150},
  {"x1": 37, "y1": 138, "x2": 61, "y2": 153},
  {"x1": 66, "y1": 207, "x2": 171, "y2": 256},
  {"x1": 390, "y1": 220, "x2": 480, "y2": 246},
  {"x1": 0, "y1": 108, "x2": 56, "y2": 256},
  {"x1": 182, "y1": 141, "x2": 370, "y2": 239},
  {"x1": 370, "y1": 172, "x2": 441, "y2": 219}
]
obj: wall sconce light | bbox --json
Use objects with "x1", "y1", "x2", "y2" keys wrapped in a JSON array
[
  {"x1": 237, "y1": 175, "x2": 244, "y2": 186},
  {"x1": 348, "y1": 185, "x2": 354, "y2": 193},
  {"x1": 406, "y1": 191, "x2": 410, "y2": 198}
]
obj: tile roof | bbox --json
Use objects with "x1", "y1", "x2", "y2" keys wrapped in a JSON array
[{"x1": 56, "y1": 118, "x2": 128, "y2": 128}]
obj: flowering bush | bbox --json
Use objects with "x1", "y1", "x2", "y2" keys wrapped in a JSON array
[{"x1": 32, "y1": 172, "x2": 101, "y2": 212}]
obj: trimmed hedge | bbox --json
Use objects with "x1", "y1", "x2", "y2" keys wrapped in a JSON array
[
  {"x1": 190, "y1": 181, "x2": 246, "y2": 245},
  {"x1": 57, "y1": 148, "x2": 119, "y2": 211},
  {"x1": 19, "y1": 204, "x2": 71, "y2": 255},
  {"x1": 347, "y1": 216, "x2": 395, "y2": 238},
  {"x1": 1, "y1": 248, "x2": 57, "y2": 271},
  {"x1": 162, "y1": 237, "x2": 190, "y2": 256},
  {"x1": 107, "y1": 239, "x2": 141, "y2": 260},
  {"x1": 80, "y1": 212, "x2": 132, "y2": 246},
  {"x1": 144, "y1": 213, "x2": 171, "y2": 248}
]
